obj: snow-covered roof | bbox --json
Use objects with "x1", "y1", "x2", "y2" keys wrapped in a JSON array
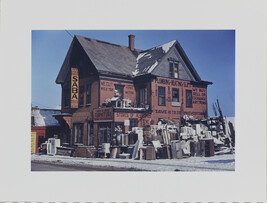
[
  {"x1": 32, "y1": 108, "x2": 61, "y2": 127},
  {"x1": 133, "y1": 40, "x2": 177, "y2": 76},
  {"x1": 56, "y1": 35, "x2": 203, "y2": 82}
]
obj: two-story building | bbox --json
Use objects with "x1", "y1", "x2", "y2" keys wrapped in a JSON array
[{"x1": 55, "y1": 34, "x2": 212, "y2": 147}]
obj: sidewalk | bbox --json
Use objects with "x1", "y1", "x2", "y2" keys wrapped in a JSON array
[{"x1": 31, "y1": 153, "x2": 235, "y2": 171}]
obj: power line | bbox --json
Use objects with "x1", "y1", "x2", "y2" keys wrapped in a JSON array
[
  {"x1": 65, "y1": 30, "x2": 74, "y2": 39},
  {"x1": 31, "y1": 101, "x2": 55, "y2": 109}
]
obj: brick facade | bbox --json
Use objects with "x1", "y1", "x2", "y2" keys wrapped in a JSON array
[{"x1": 56, "y1": 35, "x2": 211, "y2": 147}]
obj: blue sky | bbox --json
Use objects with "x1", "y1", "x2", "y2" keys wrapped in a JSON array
[{"x1": 32, "y1": 30, "x2": 235, "y2": 116}]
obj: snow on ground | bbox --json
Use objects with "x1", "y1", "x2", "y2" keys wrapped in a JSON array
[{"x1": 31, "y1": 153, "x2": 235, "y2": 171}]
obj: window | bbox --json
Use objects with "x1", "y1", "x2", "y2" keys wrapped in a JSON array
[
  {"x1": 98, "y1": 123, "x2": 111, "y2": 144},
  {"x1": 158, "y1": 86, "x2": 166, "y2": 106},
  {"x1": 73, "y1": 123, "x2": 84, "y2": 144},
  {"x1": 64, "y1": 88, "x2": 70, "y2": 108},
  {"x1": 87, "y1": 122, "x2": 94, "y2": 146},
  {"x1": 169, "y1": 62, "x2": 174, "y2": 78},
  {"x1": 169, "y1": 61, "x2": 179, "y2": 79},
  {"x1": 115, "y1": 84, "x2": 124, "y2": 98},
  {"x1": 139, "y1": 87, "x2": 147, "y2": 107},
  {"x1": 86, "y1": 84, "x2": 91, "y2": 105},
  {"x1": 79, "y1": 86, "x2": 84, "y2": 106},
  {"x1": 172, "y1": 88, "x2": 179, "y2": 102},
  {"x1": 130, "y1": 119, "x2": 138, "y2": 131},
  {"x1": 186, "y1": 90, "x2": 192, "y2": 108}
]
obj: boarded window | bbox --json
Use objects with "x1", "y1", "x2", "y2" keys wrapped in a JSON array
[
  {"x1": 73, "y1": 123, "x2": 84, "y2": 144},
  {"x1": 158, "y1": 86, "x2": 166, "y2": 106},
  {"x1": 172, "y1": 88, "x2": 179, "y2": 102},
  {"x1": 186, "y1": 90, "x2": 192, "y2": 108},
  {"x1": 86, "y1": 84, "x2": 91, "y2": 105}
]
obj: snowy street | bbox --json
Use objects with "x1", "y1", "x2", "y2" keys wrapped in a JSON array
[{"x1": 31, "y1": 153, "x2": 235, "y2": 171}]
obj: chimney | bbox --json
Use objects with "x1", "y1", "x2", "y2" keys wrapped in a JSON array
[{"x1": 128, "y1": 35, "x2": 135, "y2": 51}]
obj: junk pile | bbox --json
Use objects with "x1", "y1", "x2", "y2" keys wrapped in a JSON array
[
  {"x1": 104, "y1": 99, "x2": 234, "y2": 160},
  {"x1": 104, "y1": 115, "x2": 234, "y2": 161}
]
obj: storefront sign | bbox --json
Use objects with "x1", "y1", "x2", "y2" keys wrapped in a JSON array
[
  {"x1": 31, "y1": 132, "x2": 37, "y2": 154},
  {"x1": 94, "y1": 108, "x2": 113, "y2": 122},
  {"x1": 71, "y1": 68, "x2": 79, "y2": 108}
]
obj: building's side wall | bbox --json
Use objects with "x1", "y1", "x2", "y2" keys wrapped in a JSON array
[
  {"x1": 150, "y1": 76, "x2": 207, "y2": 123},
  {"x1": 67, "y1": 75, "x2": 99, "y2": 146}
]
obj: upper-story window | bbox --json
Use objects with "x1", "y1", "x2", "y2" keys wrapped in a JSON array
[
  {"x1": 114, "y1": 84, "x2": 124, "y2": 98},
  {"x1": 172, "y1": 88, "x2": 179, "y2": 102},
  {"x1": 79, "y1": 86, "x2": 84, "y2": 107},
  {"x1": 169, "y1": 61, "x2": 179, "y2": 79},
  {"x1": 158, "y1": 86, "x2": 166, "y2": 106},
  {"x1": 139, "y1": 87, "x2": 147, "y2": 107},
  {"x1": 64, "y1": 88, "x2": 70, "y2": 108},
  {"x1": 86, "y1": 84, "x2": 91, "y2": 105},
  {"x1": 186, "y1": 90, "x2": 192, "y2": 108}
]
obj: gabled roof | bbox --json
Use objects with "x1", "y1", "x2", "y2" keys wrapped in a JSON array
[
  {"x1": 56, "y1": 35, "x2": 205, "y2": 83},
  {"x1": 56, "y1": 35, "x2": 139, "y2": 83},
  {"x1": 76, "y1": 35, "x2": 139, "y2": 76}
]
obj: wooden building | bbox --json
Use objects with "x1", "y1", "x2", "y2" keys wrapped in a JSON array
[{"x1": 55, "y1": 35, "x2": 212, "y2": 147}]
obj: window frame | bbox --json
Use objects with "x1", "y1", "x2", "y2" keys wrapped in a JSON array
[
  {"x1": 64, "y1": 88, "x2": 70, "y2": 108},
  {"x1": 158, "y1": 86, "x2": 166, "y2": 106},
  {"x1": 139, "y1": 86, "x2": 148, "y2": 107},
  {"x1": 79, "y1": 86, "x2": 84, "y2": 107},
  {"x1": 86, "y1": 84, "x2": 91, "y2": 106},
  {"x1": 169, "y1": 61, "x2": 179, "y2": 79},
  {"x1": 114, "y1": 84, "x2": 124, "y2": 99},
  {"x1": 129, "y1": 119, "x2": 139, "y2": 131},
  {"x1": 172, "y1": 88, "x2": 179, "y2": 103},
  {"x1": 186, "y1": 89, "x2": 193, "y2": 108},
  {"x1": 87, "y1": 122, "x2": 94, "y2": 146},
  {"x1": 73, "y1": 123, "x2": 84, "y2": 144}
]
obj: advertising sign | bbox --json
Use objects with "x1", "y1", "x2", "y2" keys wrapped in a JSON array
[
  {"x1": 71, "y1": 68, "x2": 79, "y2": 108},
  {"x1": 94, "y1": 108, "x2": 113, "y2": 122},
  {"x1": 31, "y1": 132, "x2": 37, "y2": 154}
]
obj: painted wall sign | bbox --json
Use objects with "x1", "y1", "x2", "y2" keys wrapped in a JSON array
[
  {"x1": 71, "y1": 68, "x2": 79, "y2": 108},
  {"x1": 115, "y1": 112, "x2": 151, "y2": 119},
  {"x1": 156, "y1": 78, "x2": 189, "y2": 87},
  {"x1": 94, "y1": 108, "x2": 113, "y2": 122}
]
